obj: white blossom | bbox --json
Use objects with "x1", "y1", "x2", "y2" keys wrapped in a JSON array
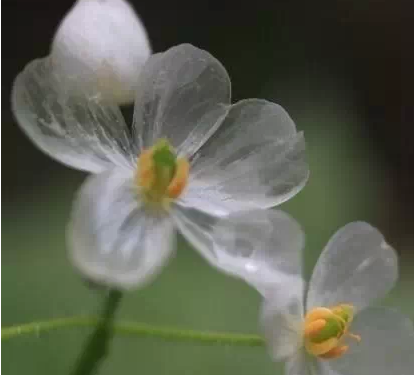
[
  {"x1": 212, "y1": 211, "x2": 414, "y2": 375},
  {"x1": 12, "y1": 44, "x2": 309, "y2": 290}
]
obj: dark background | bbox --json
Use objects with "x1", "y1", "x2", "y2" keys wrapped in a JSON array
[{"x1": 2, "y1": 1, "x2": 412, "y2": 374}]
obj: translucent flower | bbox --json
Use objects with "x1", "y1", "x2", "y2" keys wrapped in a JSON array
[
  {"x1": 51, "y1": 0, "x2": 151, "y2": 105},
  {"x1": 213, "y1": 211, "x2": 414, "y2": 374},
  {"x1": 11, "y1": 44, "x2": 309, "y2": 290}
]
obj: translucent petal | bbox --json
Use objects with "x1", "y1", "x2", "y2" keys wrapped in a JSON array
[
  {"x1": 12, "y1": 57, "x2": 135, "y2": 173},
  {"x1": 51, "y1": 0, "x2": 151, "y2": 105},
  {"x1": 285, "y1": 351, "x2": 342, "y2": 375},
  {"x1": 285, "y1": 351, "x2": 313, "y2": 375},
  {"x1": 132, "y1": 44, "x2": 230, "y2": 155},
  {"x1": 170, "y1": 201, "x2": 219, "y2": 266},
  {"x1": 68, "y1": 170, "x2": 176, "y2": 290},
  {"x1": 330, "y1": 308, "x2": 414, "y2": 375},
  {"x1": 261, "y1": 284, "x2": 304, "y2": 361},
  {"x1": 211, "y1": 209, "x2": 305, "y2": 294},
  {"x1": 178, "y1": 180, "x2": 250, "y2": 217},
  {"x1": 190, "y1": 99, "x2": 309, "y2": 210},
  {"x1": 306, "y1": 222, "x2": 398, "y2": 313}
]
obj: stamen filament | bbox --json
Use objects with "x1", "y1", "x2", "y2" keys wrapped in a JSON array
[{"x1": 347, "y1": 332, "x2": 361, "y2": 342}]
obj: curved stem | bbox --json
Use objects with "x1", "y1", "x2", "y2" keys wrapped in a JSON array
[{"x1": 2, "y1": 317, "x2": 264, "y2": 347}]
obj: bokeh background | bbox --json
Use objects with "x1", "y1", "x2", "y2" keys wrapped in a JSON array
[{"x1": 2, "y1": 0, "x2": 411, "y2": 374}]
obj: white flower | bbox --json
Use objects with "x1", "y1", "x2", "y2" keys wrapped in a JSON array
[
  {"x1": 11, "y1": 44, "x2": 309, "y2": 290},
  {"x1": 213, "y1": 211, "x2": 414, "y2": 374},
  {"x1": 51, "y1": 0, "x2": 151, "y2": 105}
]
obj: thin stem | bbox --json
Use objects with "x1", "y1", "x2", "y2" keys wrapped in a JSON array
[
  {"x1": 70, "y1": 289, "x2": 123, "y2": 375},
  {"x1": 2, "y1": 317, "x2": 264, "y2": 348}
]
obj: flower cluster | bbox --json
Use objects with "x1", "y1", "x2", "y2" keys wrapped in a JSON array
[{"x1": 11, "y1": 3, "x2": 413, "y2": 373}]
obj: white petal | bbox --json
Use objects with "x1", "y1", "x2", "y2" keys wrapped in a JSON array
[
  {"x1": 330, "y1": 308, "x2": 414, "y2": 375},
  {"x1": 285, "y1": 351, "x2": 313, "y2": 375},
  {"x1": 51, "y1": 0, "x2": 151, "y2": 105},
  {"x1": 132, "y1": 44, "x2": 230, "y2": 155},
  {"x1": 261, "y1": 285, "x2": 305, "y2": 362},
  {"x1": 306, "y1": 222, "x2": 398, "y2": 313},
  {"x1": 179, "y1": 180, "x2": 248, "y2": 217},
  {"x1": 191, "y1": 99, "x2": 309, "y2": 210},
  {"x1": 210, "y1": 209, "x2": 305, "y2": 295},
  {"x1": 171, "y1": 202, "x2": 219, "y2": 266},
  {"x1": 285, "y1": 351, "x2": 341, "y2": 375},
  {"x1": 12, "y1": 57, "x2": 135, "y2": 173},
  {"x1": 68, "y1": 170, "x2": 175, "y2": 290}
]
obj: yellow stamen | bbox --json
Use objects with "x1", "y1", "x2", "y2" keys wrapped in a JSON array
[
  {"x1": 306, "y1": 337, "x2": 339, "y2": 356},
  {"x1": 304, "y1": 319, "x2": 327, "y2": 337},
  {"x1": 304, "y1": 307, "x2": 335, "y2": 325},
  {"x1": 135, "y1": 140, "x2": 189, "y2": 209},
  {"x1": 167, "y1": 158, "x2": 190, "y2": 198},
  {"x1": 136, "y1": 149, "x2": 155, "y2": 189},
  {"x1": 303, "y1": 303, "x2": 361, "y2": 361},
  {"x1": 319, "y1": 345, "x2": 349, "y2": 359}
]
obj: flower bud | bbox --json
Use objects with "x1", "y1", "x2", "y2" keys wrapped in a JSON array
[{"x1": 51, "y1": 0, "x2": 151, "y2": 105}]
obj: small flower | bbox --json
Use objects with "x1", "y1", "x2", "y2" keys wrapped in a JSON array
[
  {"x1": 213, "y1": 211, "x2": 414, "y2": 374},
  {"x1": 12, "y1": 44, "x2": 309, "y2": 290},
  {"x1": 51, "y1": 0, "x2": 151, "y2": 105}
]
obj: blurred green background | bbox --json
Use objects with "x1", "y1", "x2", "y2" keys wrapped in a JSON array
[{"x1": 2, "y1": 0, "x2": 411, "y2": 374}]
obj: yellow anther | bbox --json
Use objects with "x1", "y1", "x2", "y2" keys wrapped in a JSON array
[
  {"x1": 167, "y1": 158, "x2": 190, "y2": 199},
  {"x1": 304, "y1": 307, "x2": 334, "y2": 325},
  {"x1": 304, "y1": 319, "x2": 327, "y2": 337},
  {"x1": 306, "y1": 337, "x2": 339, "y2": 356},
  {"x1": 319, "y1": 345, "x2": 349, "y2": 359},
  {"x1": 136, "y1": 149, "x2": 155, "y2": 189}
]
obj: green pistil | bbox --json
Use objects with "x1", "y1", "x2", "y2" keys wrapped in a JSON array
[{"x1": 151, "y1": 139, "x2": 177, "y2": 194}]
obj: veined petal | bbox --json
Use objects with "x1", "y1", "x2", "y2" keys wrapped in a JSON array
[
  {"x1": 132, "y1": 44, "x2": 230, "y2": 155},
  {"x1": 180, "y1": 179, "x2": 257, "y2": 217},
  {"x1": 51, "y1": 0, "x2": 151, "y2": 105},
  {"x1": 12, "y1": 57, "x2": 135, "y2": 173},
  {"x1": 170, "y1": 202, "x2": 219, "y2": 266},
  {"x1": 68, "y1": 170, "x2": 175, "y2": 290},
  {"x1": 330, "y1": 308, "x2": 414, "y2": 375},
  {"x1": 191, "y1": 99, "x2": 309, "y2": 210},
  {"x1": 261, "y1": 287, "x2": 304, "y2": 362},
  {"x1": 306, "y1": 222, "x2": 398, "y2": 313},
  {"x1": 211, "y1": 209, "x2": 305, "y2": 295}
]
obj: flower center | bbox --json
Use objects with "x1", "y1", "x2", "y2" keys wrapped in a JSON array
[
  {"x1": 303, "y1": 304, "x2": 361, "y2": 360},
  {"x1": 135, "y1": 139, "x2": 189, "y2": 209}
]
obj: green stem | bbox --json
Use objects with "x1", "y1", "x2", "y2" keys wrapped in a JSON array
[
  {"x1": 2, "y1": 317, "x2": 264, "y2": 348},
  {"x1": 70, "y1": 289, "x2": 123, "y2": 375}
]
